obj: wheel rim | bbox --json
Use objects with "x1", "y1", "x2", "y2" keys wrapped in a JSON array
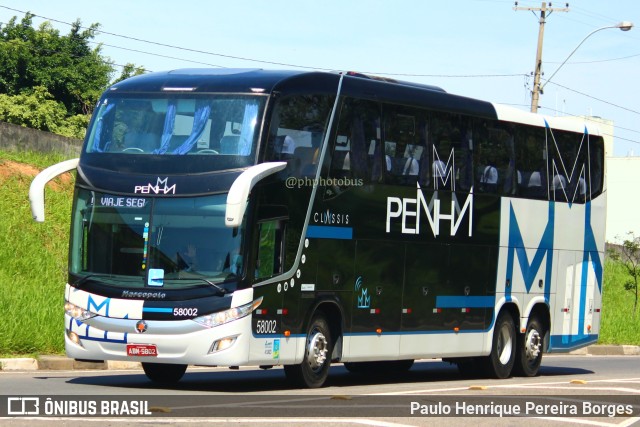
[
  {"x1": 524, "y1": 329, "x2": 542, "y2": 361},
  {"x1": 306, "y1": 329, "x2": 328, "y2": 372},
  {"x1": 497, "y1": 323, "x2": 514, "y2": 365}
]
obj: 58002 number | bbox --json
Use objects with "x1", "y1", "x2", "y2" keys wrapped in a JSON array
[
  {"x1": 255, "y1": 319, "x2": 277, "y2": 334},
  {"x1": 173, "y1": 307, "x2": 198, "y2": 317}
]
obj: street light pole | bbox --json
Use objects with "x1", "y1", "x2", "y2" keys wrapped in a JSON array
[
  {"x1": 539, "y1": 21, "x2": 634, "y2": 97},
  {"x1": 530, "y1": 6, "x2": 547, "y2": 114},
  {"x1": 514, "y1": 2, "x2": 570, "y2": 113}
]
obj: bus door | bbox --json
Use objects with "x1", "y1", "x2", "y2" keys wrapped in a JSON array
[{"x1": 250, "y1": 214, "x2": 288, "y2": 364}]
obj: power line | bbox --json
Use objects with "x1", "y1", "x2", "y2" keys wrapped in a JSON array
[
  {"x1": 3, "y1": 3, "x2": 639, "y2": 140},
  {"x1": 0, "y1": 30, "x2": 141, "y2": 73},
  {"x1": 543, "y1": 80, "x2": 640, "y2": 116},
  {"x1": 0, "y1": 5, "x2": 335, "y2": 71},
  {"x1": 87, "y1": 41, "x2": 224, "y2": 71},
  {"x1": 536, "y1": 105, "x2": 640, "y2": 145},
  {"x1": 545, "y1": 52, "x2": 640, "y2": 65},
  {"x1": 1, "y1": 5, "x2": 540, "y2": 79}
]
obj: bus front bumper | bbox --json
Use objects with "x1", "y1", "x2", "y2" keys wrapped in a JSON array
[{"x1": 64, "y1": 313, "x2": 252, "y2": 366}]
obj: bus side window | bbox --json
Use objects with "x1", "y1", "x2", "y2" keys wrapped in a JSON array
[
  {"x1": 515, "y1": 127, "x2": 547, "y2": 200},
  {"x1": 265, "y1": 94, "x2": 334, "y2": 178},
  {"x1": 255, "y1": 220, "x2": 284, "y2": 280},
  {"x1": 382, "y1": 104, "x2": 424, "y2": 186},
  {"x1": 547, "y1": 129, "x2": 592, "y2": 204},
  {"x1": 589, "y1": 135, "x2": 604, "y2": 199},
  {"x1": 428, "y1": 113, "x2": 458, "y2": 190},
  {"x1": 329, "y1": 98, "x2": 381, "y2": 184},
  {"x1": 475, "y1": 121, "x2": 514, "y2": 195},
  {"x1": 427, "y1": 113, "x2": 474, "y2": 192}
]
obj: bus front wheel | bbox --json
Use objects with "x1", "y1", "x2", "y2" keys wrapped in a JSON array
[
  {"x1": 142, "y1": 362, "x2": 187, "y2": 384},
  {"x1": 514, "y1": 317, "x2": 544, "y2": 377},
  {"x1": 284, "y1": 312, "x2": 332, "y2": 388},
  {"x1": 482, "y1": 312, "x2": 516, "y2": 379}
]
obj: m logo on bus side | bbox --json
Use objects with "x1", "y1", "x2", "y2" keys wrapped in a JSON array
[{"x1": 134, "y1": 177, "x2": 176, "y2": 195}]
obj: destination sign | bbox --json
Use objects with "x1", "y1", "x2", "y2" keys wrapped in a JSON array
[{"x1": 98, "y1": 196, "x2": 147, "y2": 208}]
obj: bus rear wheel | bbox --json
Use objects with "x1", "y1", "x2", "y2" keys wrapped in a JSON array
[
  {"x1": 514, "y1": 317, "x2": 544, "y2": 377},
  {"x1": 284, "y1": 312, "x2": 332, "y2": 388},
  {"x1": 142, "y1": 362, "x2": 187, "y2": 384},
  {"x1": 482, "y1": 312, "x2": 516, "y2": 379}
]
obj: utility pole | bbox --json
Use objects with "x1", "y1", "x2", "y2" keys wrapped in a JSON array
[{"x1": 514, "y1": 2, "x2": 569, "y2": 113}]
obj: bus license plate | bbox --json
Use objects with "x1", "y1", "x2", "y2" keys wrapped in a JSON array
[{"x1": 127, "y1": 344, "x2": 157, "y2": 357}]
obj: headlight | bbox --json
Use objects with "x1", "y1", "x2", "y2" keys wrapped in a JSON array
[
  {"x1": 193, "y1": 297, "x2": 262, "y2": 328},
  {"x1": 64, "y1": 301, "x2": 97, "y2": 321}
]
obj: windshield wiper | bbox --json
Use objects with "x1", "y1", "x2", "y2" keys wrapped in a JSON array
[
  {"x1": 168, "y1": 277, "x2": 229, "y2": 295},
  {"x1": 72, "y1": 273, "x2": 113, "y2": 288}
]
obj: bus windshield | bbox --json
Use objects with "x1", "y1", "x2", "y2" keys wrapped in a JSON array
[
  {"x1": 69, "y1": 189, "x2": 244, "y2": 290},
  {"x1": 85, "y1": 94, "x2": 265, "y2": 160}
]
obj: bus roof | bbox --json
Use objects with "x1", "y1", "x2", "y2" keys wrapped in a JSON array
[
  {"x1": 109, "y1": 68, "x2": 331, "y2": 93},
  {"x1": 492, "y1": 102, "x2": 602, "y2": 136},
  {"x1": 109, "y1": 68, "x2": 447, "y2": 95},
  {"x1": 109, "y1": 68, "x2": 594, "y2": 135}
]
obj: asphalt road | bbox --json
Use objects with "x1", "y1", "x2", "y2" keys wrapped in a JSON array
[{"x1": 1, "y1": 355, "x2": 639, "y2": 426}]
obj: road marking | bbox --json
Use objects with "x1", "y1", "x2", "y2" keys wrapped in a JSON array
[
  {"x1": 370, "y1": 378, "x2": 640, "y2": 395},
  {"x1": 534, "y1": 417, "x2": 627, "y2": 426}
]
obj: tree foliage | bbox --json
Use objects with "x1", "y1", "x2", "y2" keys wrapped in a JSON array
[
  {"x1": 0, "y1": 13, "x2": 145, "y2": 138},
  {"x1": 608, "y1": 232, "x2": 640, "y2": 317}
]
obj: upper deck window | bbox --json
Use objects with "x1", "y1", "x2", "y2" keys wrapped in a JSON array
[{"x1": 85, "y1": 94, "x2": 266, "y2": 161}]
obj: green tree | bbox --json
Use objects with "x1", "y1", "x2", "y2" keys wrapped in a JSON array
[
  {"x1": 0, "y1": 13, "x2": 145, "y2": 138},
  {"x1": 0, "y1": 13, "x2": 114, "y2": 115},
  {"x1": 0, "y1": 86, "x2": 88, "y2": 139},
  {"x1": 113, "y1": 63, "x2": 146, "y2": 85},
  {"x1": 608, "y1": 232, "x2": 640, "y2": 317}
]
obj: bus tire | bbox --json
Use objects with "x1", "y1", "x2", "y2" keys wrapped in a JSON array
[
  {"x1": 142, "y1": 362, "x2": 187, "y2": 384},
  {"x1": 514, "y1": 317, "x2": 544, "y2": 377},
  {"x1": 284, "y1": 312, "x2": 332, "y2": 388},
  {"x1": 482, "y1": 312, "x2": 516, "y2": 379}
]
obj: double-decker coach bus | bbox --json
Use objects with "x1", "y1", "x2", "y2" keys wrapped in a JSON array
[{"x1": 30, "y1": 69, "x2": 605, "y2": 388}]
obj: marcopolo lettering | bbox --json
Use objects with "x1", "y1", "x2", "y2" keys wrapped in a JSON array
[{"x1": 121, "y1": 290, "x2": 166, "y2": 299}]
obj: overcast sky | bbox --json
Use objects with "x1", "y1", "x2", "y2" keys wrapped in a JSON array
[{"x1": 1, "y1": 0, "x2": 638, "y2": 156}]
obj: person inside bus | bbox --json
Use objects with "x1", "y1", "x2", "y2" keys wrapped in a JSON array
[
  {"x1": 479, "y1": 163, "x2": 498, "y2": 192},
  {"x1": 177, "y1": 243, "x2": 198, "y2": 272},
  {"x1": 281, "y1": 135, "x2": 296, "y2": 159},
  {"x1": 551, "y1": 173, "x2": 568, "y2": 201},
  {"x1": 400, "y1": 145, "x2": 419, "y2": 184}
]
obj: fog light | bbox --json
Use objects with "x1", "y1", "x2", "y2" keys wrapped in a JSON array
[
  {"x1": 209, "y1": 336, "x2": 238, "y2": 353},
  {"x1": 66, "y1": 330, "x2": 84, "y2": 348}
]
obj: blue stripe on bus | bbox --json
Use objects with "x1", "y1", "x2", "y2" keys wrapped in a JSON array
[
  {"x1": 142, "y1": 307, "x2": 173, "y2": 313},
  {"x1": 435, "y1": 296, "x2": 495, "y2": 308},
  {"x1": 548, "y1": 334, "x2": 598, "y2": 352},
  {"x1": 306, "y1": 225, "x2": 353, "y2": 240}
]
